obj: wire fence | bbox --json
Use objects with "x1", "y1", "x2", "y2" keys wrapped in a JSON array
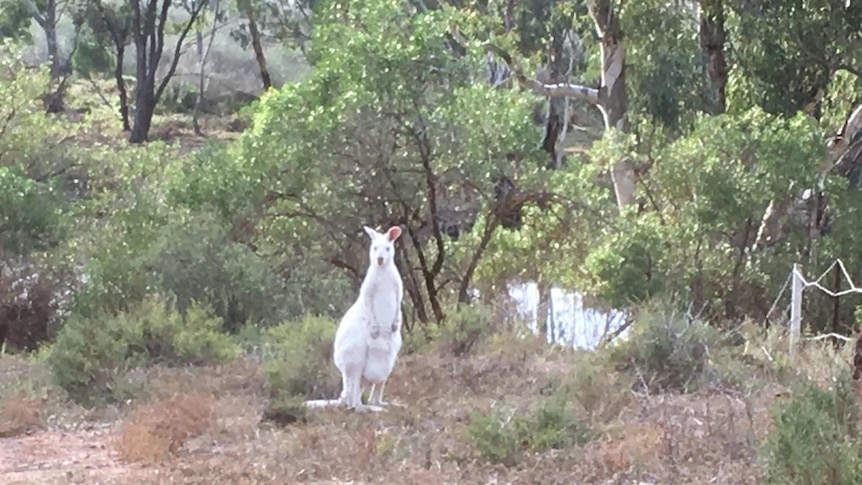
[{"x1": 768, "y1": 259, "x2": 862, "y2": 356}]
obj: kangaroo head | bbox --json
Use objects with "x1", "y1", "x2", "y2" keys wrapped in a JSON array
[{"x1": 364, "y1": 225, "x2": 402, "y2": 268}]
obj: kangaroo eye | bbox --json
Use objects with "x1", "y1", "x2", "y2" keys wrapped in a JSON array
[
  {"x1": 373, "y1": 246, "x2": 378, "y2": 250},
  {"x1": 385, "y1": 247, "x2": 390, "y2": 252}
]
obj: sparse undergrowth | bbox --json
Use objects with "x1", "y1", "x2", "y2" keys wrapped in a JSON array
[
  {"x1": 466, "y1": 384, "x2": 593, "y2": 466},
  {"x1": 762, "y1": 368, "x2": 862, "y2": 485},
  {"x1": 1, "y1": 304, "x2": 860, "y2": 483}
]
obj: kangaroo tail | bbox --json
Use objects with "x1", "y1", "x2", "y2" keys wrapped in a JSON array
[{"x1": 304, "y1": 399, "x2": 343, "y2": 408}]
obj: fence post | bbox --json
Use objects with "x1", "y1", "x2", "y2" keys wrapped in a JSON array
[{"x1": 790, "y1": 263, "x2": 803, "y2": 358}]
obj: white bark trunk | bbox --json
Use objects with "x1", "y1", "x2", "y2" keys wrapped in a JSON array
[
  {"x1": 496, "y1": 0, "x2": 634, "y2": 209},
  {"x1": 754, "y1": 103, "x2": 862, "y2": 249}
]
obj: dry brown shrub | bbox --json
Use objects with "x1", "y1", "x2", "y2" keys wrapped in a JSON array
[
  {"x1": 582, "y1": 423, "x2": 665, "y2": 479},
  {"x1": 0, "y1": 393, "x2": 44, "y2": 437},
  {"x1": 117, "y1": 392, "x2": 215, "y2": 464}
]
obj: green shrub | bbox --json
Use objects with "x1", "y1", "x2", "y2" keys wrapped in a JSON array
[
  {"x1": 145, "y1": 212, "x2": 293, "y2": 332},
  {"x1": 72, "y1": 208, "x2": 300, "y2": 333},
  {"x1": 437, "y1": 304, "x2": 496, "y2": 357},
  {"x1": 608, "y1": 298, "x2": 726, "y2": 392},
  {"x1": 262, "y1": 392, "x2": 309, "y2": 426},
  {"x1": 48, "y1": 296, "x2": 239, "y2": 405},
  {"x1": 762, "y1": 370, "x2": 862, "y2": 485},
  {"x1": 467, "y1": 386, "x2": 591, "y2": 466},
  {"x1": 260, "y1": 314, "x2": 339, "y2": 400}
]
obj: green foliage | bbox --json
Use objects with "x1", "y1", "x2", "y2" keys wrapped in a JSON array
[
  {"x1": 570, "y1": 108, "x2": 825, "y2": 318},
  {"x1": 727, "y1": 0, "x2": 862, "y2": 117},
  {"x1": 48, "y1": 296, "x2": 239, "y2": 405},
  {"x1": 145, "y1": 212, "x2": 292, "y2": 332},
  {"x1": 0, "y1": 166, "x2": 66, "y2": 255},
  {"x1": 762, "y1": 370, "x2": 862, "y2": 485},
  {"x1": 0, "y1": 2, "x2": 32, "y2": 40},
  {"x1": 213, "y1": 0, "x2": 545, "y2": 323},
  {"x1": 608, "y1": 298, "x2": 726, "y2": 392},
  {"x1": 0, "y1": 43, "x2": 77, "y2": 257},
  {"x1": 436, "y1": 303, "x2": 496, "y2": 357},
  {"x1": 622, "y1": 0, "x2": 705, "y2": 129},
  {"x1": 584, "y1": 212, "x2": 665, "y2": 308},
  {"x1": 467, "y1": 386, "x2": 591, "y2": 466},
  {"x1": 260, "y1": 314, "x2": 339, "y2": 400}
]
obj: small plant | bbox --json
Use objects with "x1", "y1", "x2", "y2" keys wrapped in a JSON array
[
  {"x1": 608, "y1": 298, "x2": 726, "y2": 392},
  {"x1": 260, "y1": 313, "x2": 339, "y2": 400},
  {"x1": 762, "y1": 370, "x2": 862, "y2": 485},
  {"x1": 467, "y1": 386, "x2": 591, "y2": 466},
  {"x1": 437, "y1": 304, "x2": 495, "y2": 357},
  {"x1": 262, "y1": 391, "x2": 308, "y2": 426},
  {"x1": 48, "y1": 295, "x2": 239, "y2": 405}
]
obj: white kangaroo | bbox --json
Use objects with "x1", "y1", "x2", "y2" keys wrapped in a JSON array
[{"x1": 305, "y1": 225, "x2": 404, "y2": 412}]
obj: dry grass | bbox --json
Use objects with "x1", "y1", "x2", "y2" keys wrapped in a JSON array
[
  {"x1": 116, "y1": 392, "x2": 216, "y2": 464},
  {"x1": 4, "y1": 326, "x2": 857, "y2": 484},
  {"x1": 0, "y1": 393, "x2": 44, "y2": 437}
]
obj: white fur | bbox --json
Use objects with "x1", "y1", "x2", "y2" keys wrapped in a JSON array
[{"x1": 306, "y1": 225, "x2": 404, "y2": 412}]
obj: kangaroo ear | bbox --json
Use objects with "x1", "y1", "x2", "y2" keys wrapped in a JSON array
[
  {"x1": 386, "y1": 226, "x2": 402, "y2": 242},
  {"x1": 363, "y1": 226, "x2": 378, "y2": 239}
]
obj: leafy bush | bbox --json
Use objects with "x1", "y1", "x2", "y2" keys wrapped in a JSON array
[
  {"x1": 436, "y1": 304, "x2": 496, "y2": 357},
  {"x1": 609, "y1": 298, "x2": 727, "y2": 392},
  {"x1": 762, "y1": 370, "x2": 862, "y2": 485},
  {"x1": 145, "y1": 212, "x2": 293, "y2": 332},
  {"x1": 75, "y1": 209, "x2": 299, "y2": 332},
  {"x1": 48, "y1": 296, "x2": 239, "y2": 405},
  {"x1": 260, "y1": 314, "x2": 339, "y2": 400},
  {"x1": 467, "y1": 387, "x2": 591, "y2": 466}
]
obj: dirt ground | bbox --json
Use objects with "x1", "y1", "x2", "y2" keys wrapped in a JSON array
[{"x1": 0, "y1": 427, "x2": 156, "y2": 485}]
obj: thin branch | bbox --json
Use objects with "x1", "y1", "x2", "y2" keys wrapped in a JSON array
[
  {"x1": 22, "y1": 0, "x2": 48, "y2": 28},
  {"x1": 485, "y1": 44, "x2": 600, "y2": 104},
  {"x1": 154, "y1": 0, "x2": 210, "y2": 104}
]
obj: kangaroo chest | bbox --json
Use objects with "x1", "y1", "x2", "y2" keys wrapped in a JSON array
[{"x1": 368, "y1": 274, "x2": 400, "y2": 327}]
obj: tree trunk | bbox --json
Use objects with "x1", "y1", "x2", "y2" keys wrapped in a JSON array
[
  {"x1": 27, "y1": 0, "x2": 65, "y2": 112},
  {"x1": 493, "y1": 4, "x2": 634, "y2": 209},
  {"x1": 131, "y1": 88, "x2": 156, "y2": 143},
  {"x1": 536, "y1": 281, "x2": 550, "y2": 341},
  {"x1": 129, "y1": 0, "x2": 209, "y2": 144},
  {"x1": 589, "y1": 0, "x2": 634, "y2": 209},
  {"x1": 754, "y1": 103, "x2": 862, "y2": 249},
  {"x1": 193, "y1": 0, "x2": 222, "y2": 136},
  {"x1": 28, "y1": 0, "x2": 63, "y2": 80},
  {"x1": 94, "y1": 0, "x2": 132, "y2": 131},
  {"x1": 542, "y1": 30, "x2": 577, "y2": 169},
  {"x1": 44, "y1": 0, "x2": 62, "y2": 80},
  {"x1": 699, "y1": 0, "x2": 727, "y2": 114},
  {"x1": 547, "y1": 283, "x2": 556, "y2": 343},
  {"x1": 116, "y1": 44, "x2": 132, "y2": 132},
  {"x1": 244, "y1": 7, "x2": 272, "y2": 91}
]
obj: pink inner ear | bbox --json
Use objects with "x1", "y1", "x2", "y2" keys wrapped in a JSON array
[{"x1": 387, "y1": 226, "x2": 402, "y2": 241}]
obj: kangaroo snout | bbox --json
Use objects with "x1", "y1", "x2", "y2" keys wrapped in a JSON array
[{"x1": 377, "y1": 257, "x2": 384, "y2": 266}]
